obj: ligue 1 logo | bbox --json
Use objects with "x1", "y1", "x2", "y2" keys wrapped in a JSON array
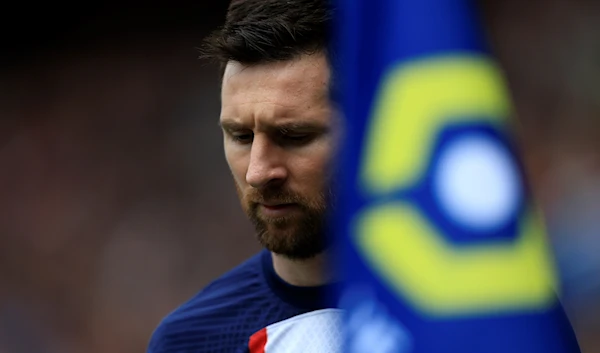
[{"x1": 352, "y1": 54, "x2": 558, "y2": 317}]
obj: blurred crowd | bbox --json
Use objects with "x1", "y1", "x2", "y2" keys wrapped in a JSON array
[{"x1": 0, "y1": 0, "x2": 599, "y2": 352}]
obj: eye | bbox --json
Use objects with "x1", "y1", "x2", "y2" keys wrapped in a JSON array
[
  {"x1": 285, "y1": 134, "x2": 309, "y2": 141},
  {"x1": 231, "y1": 132, "x2": 254, "y2": 144},
  {"x1": 279, "y1": 132, "x2": 315, "y2": 146}
]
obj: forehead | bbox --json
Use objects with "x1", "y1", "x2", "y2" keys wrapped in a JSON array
[{"x1": 220, "y1": 53, "x2": 330, "y2": 122}]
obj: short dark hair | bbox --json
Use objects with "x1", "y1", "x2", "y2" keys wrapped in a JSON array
[{"x1": 199, "y1": 0, "x2": 333, "y2": 73}]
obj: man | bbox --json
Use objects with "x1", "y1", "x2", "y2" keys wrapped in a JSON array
[{"x1": 147, "y1": 0, "x2": 342, "y2": 352}]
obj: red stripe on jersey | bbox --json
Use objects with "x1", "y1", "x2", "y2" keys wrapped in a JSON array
[{"x1": 248, "y1": 327, "x2": 267, "y2": 353}]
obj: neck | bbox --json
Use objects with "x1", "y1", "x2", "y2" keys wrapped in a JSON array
[{"x1": 271, "y1": 251, "x2": 331, "y2": 287}]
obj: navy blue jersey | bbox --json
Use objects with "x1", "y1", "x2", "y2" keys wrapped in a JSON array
[{"x1": 147, "y1": 250, "x2": 341, "y2": 353}]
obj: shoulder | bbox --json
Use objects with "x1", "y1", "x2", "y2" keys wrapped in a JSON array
[
  {"x1": 249, "y1": 309, "x2": 344, "y2": 353},
  {"x1": 147, "y1": 251, "x2": 268, "y2": 353}
]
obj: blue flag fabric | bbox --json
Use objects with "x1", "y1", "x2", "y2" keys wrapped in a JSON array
[{"x1": 330, "y1": 0, "x2": 582, "y2": 352}]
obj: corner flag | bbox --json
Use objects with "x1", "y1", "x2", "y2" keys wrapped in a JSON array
[{"x1": 331, "y1": 0, "x2": 582, "y2": 352}]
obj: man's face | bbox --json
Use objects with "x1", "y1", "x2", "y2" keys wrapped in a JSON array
[{"x1": 220, "y1": 53, "x2": 335, "y2": 260}]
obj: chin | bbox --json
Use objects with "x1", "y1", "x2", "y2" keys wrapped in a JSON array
[
  {"x1": 271, "y1": 248, "x2": 326, "y2": 261},
  {"x1": 259, "y1": 230, "x2": 328, "y2": 261}
]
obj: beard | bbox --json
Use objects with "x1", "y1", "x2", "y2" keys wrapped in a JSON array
[{"x1": 236, "y1": 183, "x2": 333, "y2": 260}]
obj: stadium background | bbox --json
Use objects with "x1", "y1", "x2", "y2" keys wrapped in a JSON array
[{"x1": 0, "y1": 0, "x2": 599, "y2": 352}]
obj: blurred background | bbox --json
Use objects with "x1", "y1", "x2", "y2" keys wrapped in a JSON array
[{"x1": 0, "y1": 0, "x2": 598, "y2": 352}]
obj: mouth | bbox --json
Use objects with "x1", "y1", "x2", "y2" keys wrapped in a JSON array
[
  {"x1": 258, "y1": 203, "x2": 298, "y2": 217},
  {"x1": 261, "y1": 202, "x2": 294, "y2": 208}
]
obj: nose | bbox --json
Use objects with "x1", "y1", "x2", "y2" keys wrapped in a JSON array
[{"x1": 246, "y1": 136, "x2": 288, "y2": 189}]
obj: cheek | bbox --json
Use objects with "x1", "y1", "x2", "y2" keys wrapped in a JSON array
[
  {"x1": 224, "y1": 145, "x2": 249, "y2": 187},
  {"x1": 292, "y1": 148, "x2": 332, "y2": 190}
]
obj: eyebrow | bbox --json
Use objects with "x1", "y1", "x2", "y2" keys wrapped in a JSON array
[
  {"x1": 218, "y1": 120, "x2": 245, "y2": 131},
  {"x1": 219, "y1": 120, "x2": 329, "y2": 134}
]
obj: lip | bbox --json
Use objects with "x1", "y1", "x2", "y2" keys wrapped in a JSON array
[{"x1": 259, "y1": 203, "x2": 298, "y2": 217}]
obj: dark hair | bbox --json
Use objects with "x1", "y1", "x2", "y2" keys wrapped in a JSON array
[{"x1": 199, "y1": 0, "x2": 333, "y2": 73}]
